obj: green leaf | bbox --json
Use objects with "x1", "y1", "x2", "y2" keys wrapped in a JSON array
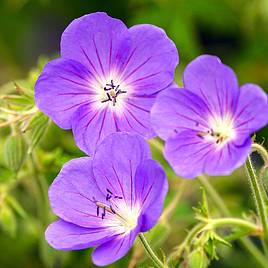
[
  {"x1": 0, "y1": 205, "x2": 17, "y2": 237},
  {"x1": 193, "y1": 187, "x2": 210, "y2": 219},
  {"x1": 4, "y1": 134, "x2": 27, "y2": 173}
]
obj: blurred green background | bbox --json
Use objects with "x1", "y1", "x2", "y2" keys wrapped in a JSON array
[{"x1": 0, "y1": 0, "x2": 268, "y2": 267}]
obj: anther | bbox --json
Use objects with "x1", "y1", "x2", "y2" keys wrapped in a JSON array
[
  {"x1": 101, "y1": 80, "x2": 127, "y2": 105},
  {"x1": 106, "y1": 189, "x2": 113, "y2": 195},
  {"x1": 102, "y1": 207, "x2": 106, "y2": 219}
]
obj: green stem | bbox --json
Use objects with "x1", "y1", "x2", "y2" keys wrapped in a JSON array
[
  {"x1": 197, "y1": 175, "x2": 230, "y2": 216},
  {"x1": 198, "y1": 174, "x2": 268, "y2": 267},
  {"x1": 205, "y1": 217, "x2": 262, "y2": 235},
  {"x1": 178, "y1": 218, "x2": 261, "y2": 258},
  {"x1": 245, "y1": 156, "x2": 268, "y2": 253},
  {"x1": 139, "y1": 233, "x2": 166, "y2": 268},
  {"x1": 29, "y1": 153, "x2": 49, "y2": 225},
  {"x1": 149, "y1": 138, "x2": 268, "y2": 267},
  {"x1": 252, "y1": 143, "x2": 268, "y2": 166},
  {"x1": 176, "y1": 223, "x2": 205, "y2": 258}
]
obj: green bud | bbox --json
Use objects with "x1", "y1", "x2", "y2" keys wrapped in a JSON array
[
  {"x1": 27, "y1": 112, "x2": 49, "y2": 154},
  {"x1": 189, "y1": 249, "x2": 209, "y2": 268},
  {"x1": 4, "y1": 134, "x2": 27, "y2": 173}
]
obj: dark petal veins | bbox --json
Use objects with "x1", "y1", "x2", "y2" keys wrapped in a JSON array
[
  {"x1": 92, "y1": 224, "x2": 140, "y2": 266},
  {"x1": 233, "y1": 84, "x2": 268, "y2": 134},
  {"x1": 183, "y1": 55, "x2": 239, "y2": 117},
  {"x1": 119, "y1": 24, "x2": 179, "y2": 96},
  {"x1": 72, "y1": 105, "x2": 117, "y2": 155},
  {"x1": 48, "y1": 157, "x2": 114, "y2": 228},
  {"x1": 45, "y1": 220, "x2": 117, "y2": 250},
  {"x1": 151, "y1": 86, "x2": 210, "y2": 141},
  {"x1": 35, "y1": 58, "x2": 95, "y2": 129},
  {"x1": 93, "y1": 132, "x2": 151, "y2": 207},
  {"x1": 61, "y1": 12, "x2": 132, "y2": 79},
  {"x1": 134, "y1": 159, "x2": 168, "y2": 232}
]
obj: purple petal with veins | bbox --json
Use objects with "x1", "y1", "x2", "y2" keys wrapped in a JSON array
[
  {"x1": 35, "y1": 12, "x2": 179, "y2": 155},
  {"x1": 151, "y1": 55, "x2": 268, "y2": 178},
  {"x1": 45, "y1": 133, "x2": 168, "y2": 266}
]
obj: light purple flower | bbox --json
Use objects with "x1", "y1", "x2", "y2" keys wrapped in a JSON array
[
  {"x1": 151, "y1": 55, "x2": 268, "y2": 178},
  {"x1": 35, "y1": 12, "x2": 178, "y2": 155},
  {"x1": 45, "y1": 132, "x2": 168, "y2": 266}
]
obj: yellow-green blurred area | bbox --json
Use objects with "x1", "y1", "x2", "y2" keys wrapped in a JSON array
[{"x1": 0, "y1": 0, "x2": 268, "y2": 268}]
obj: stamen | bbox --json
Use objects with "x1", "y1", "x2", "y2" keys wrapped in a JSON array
[
  {"x1": 106, "y1": 189, "x2": 113, "y2": 194},
  {"x1": 101, "y1": 80, "x2": 127, "y2": 106},
  {"x1": 110, "y1": 205, "x2": 116, "y2": 214},
  {"x1": 196, "y1": 115, "x2": 235, "y2": 145},
  {"x1": 101, "y1": 207, "x2": 106, "y2": 219}
]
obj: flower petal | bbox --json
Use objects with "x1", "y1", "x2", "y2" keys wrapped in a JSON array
[
  {"x1": 151, "y1": 86, "x2": 210, "y2": 140},
  {"x1": 45, "y1": 220, "x2": 116, "y2": 250},
  {"x1": 92, "y1": 228, "x2": 139, "y2": 266},
  {"x1": 134, "y1": 159, "x2": 168, "y2": 232},
  {"x1": 61, "y1": 12, "x2": 131, "y2": 79},
  {"x1": 119, "y1": 94, "x2": 156, "y2": 138},
  {"x1": 72, "y1": 105, "x2": 117, "y2": 155},
  {"x1": 234, "y1": 83, "x2": 268, "y2": 134},
  {"x1": 121, "y1": 24, "x2": 178, "y2": 95},
  {"x1": 204, "y1": 137, "x2": 252, "y2": 176},
  {"x1": 164, "y1": 130, "x2": 252, "y2": 178},
  {"x1": 164, "y1": 130, "x2": 216, "y2": 178},
  {"x1": 183, "y1": 55, "x2": 239, "y2": 117},
  {"x1": 48, "y1": 157, "x2": 110, "y2": 228},
  {"x1": 93, "y1": 132, "x2": 151, "y2": 207},
  {"x1": 35, "y1": 58, "x2": 94, "y2": 129}
]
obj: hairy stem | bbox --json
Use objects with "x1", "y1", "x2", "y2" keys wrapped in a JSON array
[
  {"x1": 204, "y1": 217, "x2": 262, "y2": 235},
  {"x1": 198, "y1": 174, "x2": 268, "y2": 267},
  {"x1": 139, "y1": 233, "x2": 166, "y2": 268},
  {"x1": 252, "y1": 143, "x2": 268, "y2": 166},
  {"x1": 197, "y1": 175, "x2": 230, "y2": 216},
  {"x1": 245, "y1": 156, "x2": 268, "y2": 254}
]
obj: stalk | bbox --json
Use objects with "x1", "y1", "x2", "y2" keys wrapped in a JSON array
[
  {"x1": 139, "y1": 233, "x2": 166, "y2": 268},
  {"x1": 245, "y1": 156, "x2": 268, "y2": 254}
]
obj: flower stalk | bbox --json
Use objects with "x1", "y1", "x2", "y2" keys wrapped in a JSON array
[
  {"x1": 252, "y1": 143, "x2": 268, "y2": 166},
  {"x1": 245, "y1": 155, "x2": 268, "y2": 253},
  {"x1": 203, "y1": 217, "x2": 262, "y2": 235},
  {"x1": 139, "y1": 233, "x2": 166, "y2": 268}
]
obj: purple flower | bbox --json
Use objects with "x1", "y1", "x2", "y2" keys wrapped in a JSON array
[
  {"x1": 151, "y1": 55, "x2": 268, "y2": 178},
  {"x1": 35, "y1": 12, "x2": 178, "y2": 155},
  {"x1": 45, "y1": 132, "x2": 168, "y2": 266}
]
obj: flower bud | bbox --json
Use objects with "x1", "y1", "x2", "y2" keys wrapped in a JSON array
[{"x1": 4, "y1": 134, "x2": 27, "y2": 173}]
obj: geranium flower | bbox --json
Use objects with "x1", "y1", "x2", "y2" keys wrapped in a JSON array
[
  {"x1": 45, "y1": 132, "x2": 168, "y2": 266},
  {"x1": 35, "y1": 12, "x2": 178, "y2": 155},
  {"x1": 151, "y1": 55, "x2": 268, "y2": 178}
]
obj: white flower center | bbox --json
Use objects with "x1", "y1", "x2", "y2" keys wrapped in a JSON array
[
  {"x1": 100, "y1": 79, "x2": 127, "y2": 106},
  {"x1": 113, "y1": 202, "x2": 140, "y2": 232},
  {"x1": 197, "y1": 115, "x2": 235, "y2": 146},
  {"x1": 94, "y1": 189, "x2": 140, "y2": 233},
  {"x1": 90, "y1": 72, "x2": 130, "y2": 113}
]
